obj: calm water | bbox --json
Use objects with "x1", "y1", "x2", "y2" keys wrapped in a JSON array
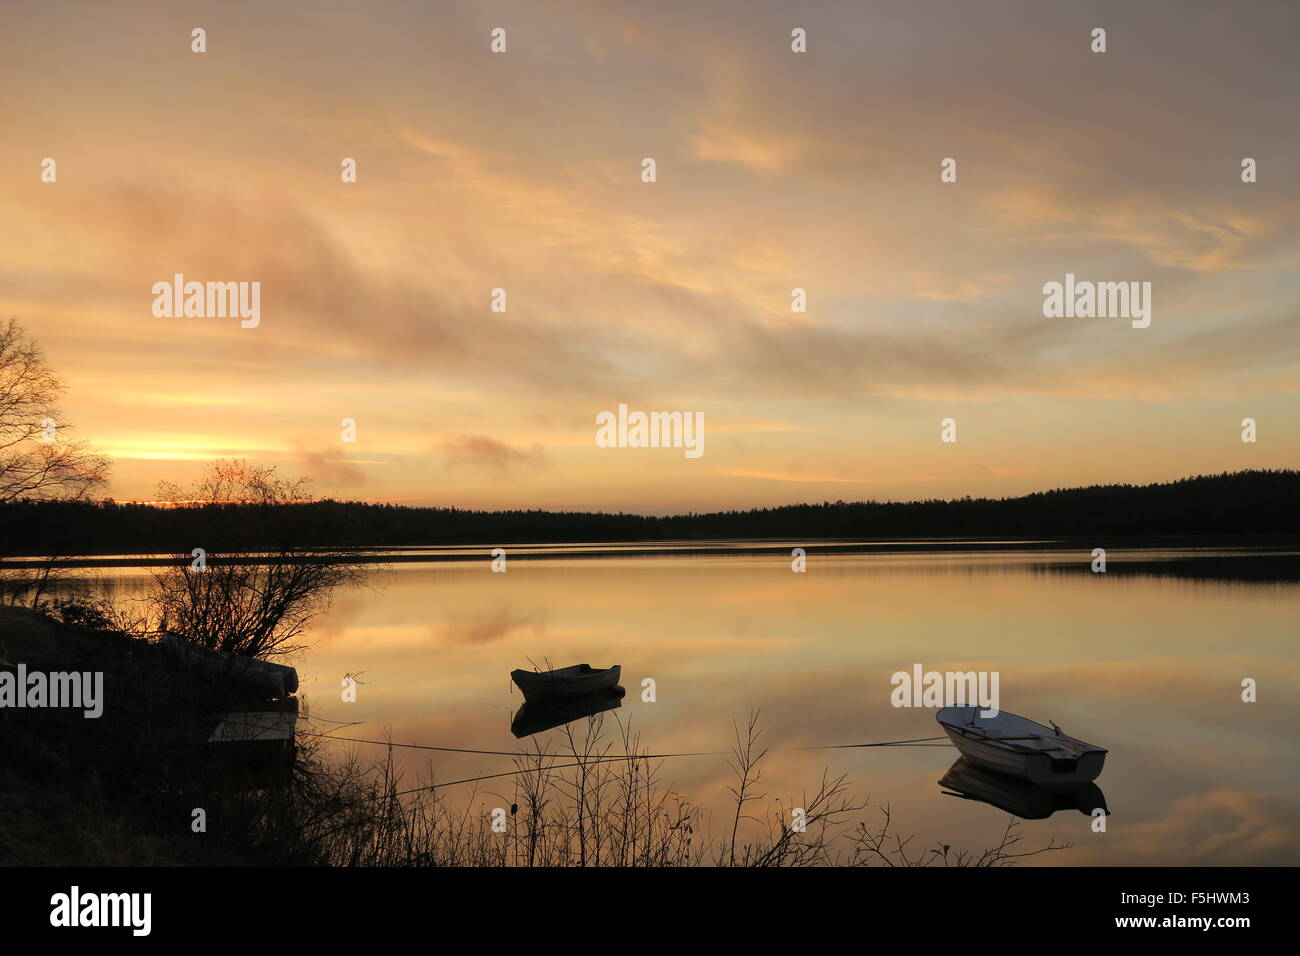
[{"x1": 89, "y1": 544, "x2": 1300, "y2": 865}]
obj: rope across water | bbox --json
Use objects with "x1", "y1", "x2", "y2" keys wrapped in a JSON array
[{"x1": 292, "y1": 721, "x2": 953, "y2": 794}]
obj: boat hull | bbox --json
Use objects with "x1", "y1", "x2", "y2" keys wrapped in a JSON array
[
  {"x1": 510, "y1": 664, "x2": 622, "y2": 700},
  {"x1": 940, "y1": 728, "x2": 1105, "y2": 783},
  {"x1": 937, "y1": 707, "x2": 1107, "y2": 784}
]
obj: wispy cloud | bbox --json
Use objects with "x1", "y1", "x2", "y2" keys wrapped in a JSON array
[
  {"x1": 437, "y1": 435, "x2": 547, "y2": 475},
  {"x1": 2, "y1": 0, "x2": 1297, "y2": 507}
]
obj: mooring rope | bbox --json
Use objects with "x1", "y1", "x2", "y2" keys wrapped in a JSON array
[
  {"x1": 301, "y1": 728, "x2": 948, "y2": 760},
  {"x1": 293, "y1": 725, "x2": 952, "y2": 793},
  {"x1": 310, "y1": 732, "x2": 724, "y2": 758}
]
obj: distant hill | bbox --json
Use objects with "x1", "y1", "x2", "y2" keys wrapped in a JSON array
[{"x1": 1, "y1": 469, "x2": 1298, "y2": 556}]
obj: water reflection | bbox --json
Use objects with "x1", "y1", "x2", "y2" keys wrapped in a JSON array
[
  {"x1": 511, "y1": 688, "x2": 626, "y2": 738},
  {"x1": 939, "y1": 757, "x2": 1109, "y2": 820},
  {"x1": 73, "y1": 545, "x2": 1300, "y2": 865}
]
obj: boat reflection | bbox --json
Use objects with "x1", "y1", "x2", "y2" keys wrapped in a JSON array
[
  {"x1": 510, "y1": 686, "x2": 626, "y2": 738},
  {"x1": 938, "y1": 757, "x2": 1110, "y2": 820}
]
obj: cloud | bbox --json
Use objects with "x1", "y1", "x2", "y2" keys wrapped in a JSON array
[
  {"x1": 436, "y1": 435, "x2": 547, "y2": 474},
  {"x1": 432, "y1": 605, "x2": 550, "y2": 646},
  {"x1": 4, "y1": 0, "x2": 1300, "y2": 505},
  {"x1": 296, "y1": 446, "x2": 368, "y2": 486}
]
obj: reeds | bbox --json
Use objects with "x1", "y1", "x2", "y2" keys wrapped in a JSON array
[{"x1": 274, "y1": 709, "x2": 1069, "y2": 868}]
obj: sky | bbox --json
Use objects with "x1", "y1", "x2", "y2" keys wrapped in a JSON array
[{"x1": 3, "y1": 0, "x2": 1298, "y2": 513}]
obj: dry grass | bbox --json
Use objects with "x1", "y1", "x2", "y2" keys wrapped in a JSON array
[{"x1": 282, "y1": 709, "x2": 1070, "y2": 868}]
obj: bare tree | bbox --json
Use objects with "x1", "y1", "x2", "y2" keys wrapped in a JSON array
[
  {"x1": 149, "y1": 459, "x2": 370, "y2": 659},
  {"x1": 0, "y1": 318, "x2": 110, "y2": 503},
  {"x1": 0, "y1": 318, "x2": 110, "y2": 605}
]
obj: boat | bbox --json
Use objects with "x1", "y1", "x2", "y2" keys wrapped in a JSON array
[
  {"x1": 195, "y1": 697, "x2": 298, "y2": 790},
  {"x1": 163, "y1": 633, "x2": 299, "y2": 699},
  {"x1": 510, "y1": 687, "x2": 626, "y2": 738},
  {"x1": 939, "y1": 757, "x2": 1108, "y2": 820},
  {"x1": 510, "y1": 663, "x2": 622, "y2": 700},
  {"x1": 936, "y1": 706, "x2": 1107, "y2": 784}
]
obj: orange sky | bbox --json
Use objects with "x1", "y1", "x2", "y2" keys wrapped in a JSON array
[{"x1": 2, "y1": 0, "x2": 1298, "y2": 512}]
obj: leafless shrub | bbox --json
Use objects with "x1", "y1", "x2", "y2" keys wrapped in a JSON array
[{"x1": 147, "y1": 460, "x2": 372, "y2": 659}]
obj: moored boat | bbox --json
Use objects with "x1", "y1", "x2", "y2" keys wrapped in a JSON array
[
  {"x1": 936, "y1": 706, "x2": 1107, "y2": 784},
  {"x1": 510, "y1": 663, "x2": 622, "y2": 700}
]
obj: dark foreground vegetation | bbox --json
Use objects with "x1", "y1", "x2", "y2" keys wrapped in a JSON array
[
  {"x1": 2, "y1": 469, "x2": 1299, "y2": 556},
  {"x1": 0, "y1": 605, "x2": 1069, "y2": 867}
]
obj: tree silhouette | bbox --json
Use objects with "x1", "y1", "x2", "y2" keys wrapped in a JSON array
[{"x1": 0, "y1": 318, "x2": 109, "y2": 503}]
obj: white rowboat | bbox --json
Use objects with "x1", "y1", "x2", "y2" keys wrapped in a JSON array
[{"x1": 936, "y1": 707, "x2": 1107, "y2": 784}]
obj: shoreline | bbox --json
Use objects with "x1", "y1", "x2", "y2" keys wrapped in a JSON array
[{"x1": 4, "y1": 533, "x2": 1300, "y2": 568}]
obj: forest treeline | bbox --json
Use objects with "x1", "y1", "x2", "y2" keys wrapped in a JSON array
[{"x1": 1, "y1": 469, "x2": 1297, "y2": 556}]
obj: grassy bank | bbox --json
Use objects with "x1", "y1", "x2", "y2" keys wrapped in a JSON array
[{"x1": 0, "y1": 605, "x2": 1068, "y2": 867}]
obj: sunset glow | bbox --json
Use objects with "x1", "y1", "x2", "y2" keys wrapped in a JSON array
[{"x1": 2, "y1": 0, "x2": 1297, "y2": 514}]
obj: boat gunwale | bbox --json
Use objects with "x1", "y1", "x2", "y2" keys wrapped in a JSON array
[{"x1": 938, "y1": 714, "x2": 1107, "y2": 756}]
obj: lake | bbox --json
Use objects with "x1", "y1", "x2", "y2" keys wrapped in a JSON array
[{"x1": 85, "y1": 542, "x2": 1300, "y2": 865}]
